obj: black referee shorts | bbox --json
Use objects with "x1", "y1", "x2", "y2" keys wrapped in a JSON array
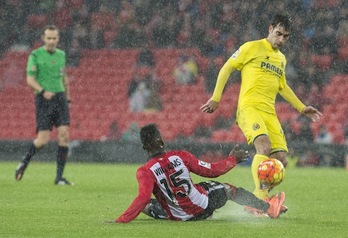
[
  {"x1": 189, "y1": 181, "x2": 228, "y2": 221},
  {"x1": 35, "y1": 92, "x2": 70, "y2": 132}
]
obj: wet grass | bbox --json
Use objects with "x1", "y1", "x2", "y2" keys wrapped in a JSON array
[{"x1": 1, "y1": 162, "x2": 347, "y2": 238}]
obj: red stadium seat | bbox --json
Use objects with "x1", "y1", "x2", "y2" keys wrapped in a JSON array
[
  {"x1": 53, "y1": 7, "x2": 72, "y2": 29},
  {"x1": 3, "y1": 47, "x2": 345, "y2": 143},
  {"x1": 157, "y1": 121, "x2": 178, "y2": 141},
  {"x1": 211, "y1": 129, "x2": 230, "y2": 142},
  {"x1": 338, "y1": 47, "x2": 348, "y2": 61},
  {"x1": 310, "y1": 54, "x2": 333, "y2": 69},
  {"x1": 103, "y1": 30, "x2": 118, "y2": 48},
  {"x1": 332, "y1": 131, "x2": 345, "y2": 144},
  {"x1": 310, "y1": 122, "x2": 321, "y2": 137},
  {"x1": 338, "y1": 36, "x2": 348, "y2": 48},
  {"x1": 229, "y1": 124, "x2": 246, "y2": 143},
  {"x1": 179, "y1": 117, "x2": 200, "y2": 137},
  {"x1": 27, "y1": 14, "x2": 48, "y2": 28},
  {"x1": 91, "y1": 13, "x2": 115, "y2": 30},
  {"x1": 313, "y1": 0, "x2": 339, "y2": 8},
  {"x1": 210, "y1": 125, "x2": 246, "y2": 143},
  {"x1": 68, "y1": 0, "x2": 84, "y2": 8}
]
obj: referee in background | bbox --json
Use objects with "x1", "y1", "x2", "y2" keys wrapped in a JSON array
[{"x1": 15, "y1": 25, "x2": 73, "y2": 185}]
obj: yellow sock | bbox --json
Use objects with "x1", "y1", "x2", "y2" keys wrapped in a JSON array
[{"x1": 251, "y1": 154, "x2": 269, "y2": 199}]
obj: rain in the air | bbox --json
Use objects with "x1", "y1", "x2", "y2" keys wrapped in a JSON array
[{"x1": 1, "y1": 0, "x2": 347, "y2": 237}]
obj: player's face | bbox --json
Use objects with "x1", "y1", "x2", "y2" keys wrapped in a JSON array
[
  {"x1": 267, "y1": 24, "x2": 290, "y2": 49},
  {"x1": 42, "y1": 29, "x2": 59, "y2": 52}
]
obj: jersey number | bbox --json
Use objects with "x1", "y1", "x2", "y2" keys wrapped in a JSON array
[{"x1": 159, "y1": 169, "x2": 191, "y2": 204}]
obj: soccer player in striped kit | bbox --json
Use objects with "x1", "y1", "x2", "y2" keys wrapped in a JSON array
[{"x1": 116, "y1": 124, "x2": 285, "y2": 223}]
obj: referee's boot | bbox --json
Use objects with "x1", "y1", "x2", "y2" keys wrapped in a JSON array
[
  {"x1": 15, "y1": 162, "x2": 28, "y2": 181},
  {"x1": 55, "y1": 177, "x2": 74, "y2": 186}
]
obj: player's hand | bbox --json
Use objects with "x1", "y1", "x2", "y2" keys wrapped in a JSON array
[
  {"x1": 200, "y1": 98, "x2": 219, "y2": 113},
  {"x1": 229, "y1": 144, "x2": 250, "y2": 163},
  {"x1": 301, "y1": 106, "x2": 322, "y2": 122}
]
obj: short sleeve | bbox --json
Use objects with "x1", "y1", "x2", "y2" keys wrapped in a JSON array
[{"x1": 26, "y1": 53, "x2": 38, "y2": 77}]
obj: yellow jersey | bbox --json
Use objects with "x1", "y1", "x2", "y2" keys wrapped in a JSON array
[{"x1": 212, "y1": 38, "x2": 305, "y2": 115}]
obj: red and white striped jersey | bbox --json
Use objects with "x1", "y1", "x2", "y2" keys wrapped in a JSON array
[{"x1": 116, "y1": 150, "x2": 237, "y2": 223}]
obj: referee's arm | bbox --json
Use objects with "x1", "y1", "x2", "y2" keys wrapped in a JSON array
[
  {"x1": 62, "y1": 75, "x2": 71, "y2": 102},
  {"x1": 26, "y1": 76, "x2": 44, "y2": 94}
]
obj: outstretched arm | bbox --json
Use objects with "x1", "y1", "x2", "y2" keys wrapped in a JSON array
[
  {"x1": 189, "y1": 145, "x2": 249, "y2": 178},
  {"x1": 200, "y1": 60, "x2": 236, "y2": 113},
  {"x1": 279, "y1": 84, "x2": 306, "y2": 112},
  {"x1": 279, "y1": 84, "x2": 322, "y2": 122},
  {"x1": 116, "y1": 169, "x2": 154, "y2": 223}
]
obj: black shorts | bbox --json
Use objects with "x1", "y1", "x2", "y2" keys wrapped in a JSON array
[
  {"x1": 189, "y1": 181, "x2": 228, "y2": 221},
  {"x1": 35, "y1": 92, "x2": 70, "y2": 132},
  {"x1": 147, "y1": 181, "x2": 228, "y2": 221}
]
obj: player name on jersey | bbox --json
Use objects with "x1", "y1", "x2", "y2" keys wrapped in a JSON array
[{"x1": 153, "y1": 157, "x2": 182, "y2": 176}]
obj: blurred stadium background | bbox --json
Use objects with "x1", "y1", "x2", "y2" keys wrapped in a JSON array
[{"x1": 0, "y1": 0, "x2": 346, "y2": 166}]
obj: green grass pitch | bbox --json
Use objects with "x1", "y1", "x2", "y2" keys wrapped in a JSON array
[{"x1": 1, "y1": 161, "x2": 347, "y2": 238}]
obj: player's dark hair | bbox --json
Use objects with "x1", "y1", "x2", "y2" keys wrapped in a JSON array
[
  {"x1": 140, "y1": 124, "x2": 162, "y2": 148},
  {"x1": 271, "y1": 14, "x2": 292, "y2": 31},
  {"x1": 42, "y1": 25, "x2": 59, "y2": 35}
]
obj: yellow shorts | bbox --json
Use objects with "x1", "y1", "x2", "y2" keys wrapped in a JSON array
[{"x1": 237, "y1": 106, "x2": 288, "y2": 153}]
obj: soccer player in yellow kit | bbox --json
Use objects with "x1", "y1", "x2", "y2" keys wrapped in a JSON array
[{"x1": 201, "y1": 14, "x2": 322, "y2": 215}]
